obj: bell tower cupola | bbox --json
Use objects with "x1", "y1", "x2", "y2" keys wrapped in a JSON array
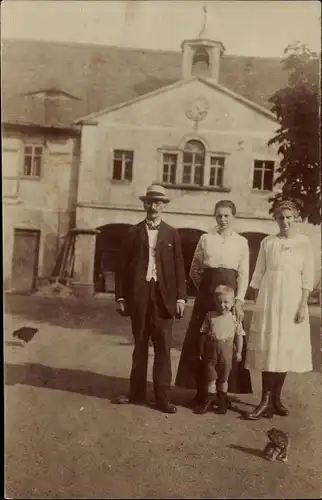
[{"x1": 181, "y1": 5, "x2": 225, "y2": 81}]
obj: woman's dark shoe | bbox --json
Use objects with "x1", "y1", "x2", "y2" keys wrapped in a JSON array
[
  {"x1": 194, "y1": 399, "x2": 213, "y2": 414},
  {"x1": 244, "y1": 391, "x2": 274, "y2": 420},
  {"x1": 187, "y1": 395, "x2": 199, "y2": 408},
  {"x1": 272, "y1": 396, "x2": 289, "y2": 416},
  {"x1": 187, "y1": 390, "x2": 206, "y2": 408},
  {"x1": 272, "y1": 372, "x2": 289, "y2": 416},
  {"x1": 216, "y1": 391, "x2": 231, "y2": 414}
]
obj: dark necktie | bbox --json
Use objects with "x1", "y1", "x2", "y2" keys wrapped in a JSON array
[{"x1": 146, "y1": 221, "x2": 160, "y2": 231}]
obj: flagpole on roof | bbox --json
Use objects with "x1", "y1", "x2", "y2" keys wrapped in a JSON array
[{"x1": 198, "y1": 5, "x2": 208, "y2": 39}]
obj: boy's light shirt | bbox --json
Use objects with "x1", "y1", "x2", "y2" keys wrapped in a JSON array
[{"x1": 201, "y1": 310, "x2": 246, "y2": 341}]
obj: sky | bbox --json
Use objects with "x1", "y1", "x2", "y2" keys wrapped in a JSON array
[{"x1": 2, "y1": 0, "x2": 321, "y2": 57}]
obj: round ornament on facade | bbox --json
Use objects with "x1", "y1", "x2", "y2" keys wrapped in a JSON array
[{"x1": 184, "y1": 96, "x2": 210, "y2": 122}]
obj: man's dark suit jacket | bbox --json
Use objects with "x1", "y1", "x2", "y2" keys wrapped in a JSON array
[{"x1": 115, "y1": 220, "x2": 187, "y2": 317}]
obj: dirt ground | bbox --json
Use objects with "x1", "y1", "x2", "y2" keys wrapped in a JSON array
[{"x1": 4, "y1": 294, "x2": 322, "y2": 499}]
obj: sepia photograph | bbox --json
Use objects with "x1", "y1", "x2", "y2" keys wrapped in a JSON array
[{"x1": 2, "y1": 0, "x2": 321, "y2": 498}]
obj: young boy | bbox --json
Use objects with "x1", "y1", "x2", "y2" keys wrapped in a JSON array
[{"x1": 195, "y1": 284, "x2": 245, "y2": 415}]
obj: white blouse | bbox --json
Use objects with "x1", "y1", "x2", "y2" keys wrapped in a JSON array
[
  {"x1": 250, "y1": 233, "x2": 314, "y2": 291},
  {"x1": 190, "y1": 231, "x2": 250, "y2": 302}
]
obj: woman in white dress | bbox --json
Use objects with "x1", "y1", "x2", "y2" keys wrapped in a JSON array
[
  {"x1": 245, "y1": 200, "x2": 314, "y2": 420},
  {"x1": 175, "y1": 200, "x2": 253, "y2": 408}
]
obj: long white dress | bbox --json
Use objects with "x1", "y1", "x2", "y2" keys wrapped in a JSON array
[{"x1": 245, "y1": 234, "x2": 314, "y2": 373}]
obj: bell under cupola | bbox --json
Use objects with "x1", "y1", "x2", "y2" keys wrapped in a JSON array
[{"x1": 181, "y1": 5, "x2": 225, "y2": 82}]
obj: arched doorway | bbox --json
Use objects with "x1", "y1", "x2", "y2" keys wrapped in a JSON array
[
  {"x1": 94, "y1": 223, "x2": 132, "y2": 292},
  {"x1": 177, "y1": 228, "x2": 206, "y2": 296},
  {"x1": 240, "y1": 232, "x2": 268, "y2": 299}
]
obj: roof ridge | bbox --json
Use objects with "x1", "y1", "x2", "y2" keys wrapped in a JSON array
[
  {"x1": 2, "y1": 37, "x2": 181, "y2": 56},
  {"x1": 2, "y1": 37, "x2": 282, "y2": 61},
  {"x1": 3, "y1": 37, "x2": 288, "y2": 126}
]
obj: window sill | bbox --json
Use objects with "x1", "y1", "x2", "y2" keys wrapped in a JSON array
[
  {"x1": 3, "y1": 196, "x2": 22, "y2": 204},
  {"x1": 110, "y1": 179, "x2": 132, "y2": 185},
  {"x1": 161, "y1": 183, "x2": 231, "y2": 193},
  {"x1": 251, "y1": 189, "x2": 273, "y2": 194},
  {"x1": 20, "y1": 176, "x2": 41, "y2": 181}
]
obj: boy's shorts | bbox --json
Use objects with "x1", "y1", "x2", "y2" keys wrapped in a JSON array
[{"x1": 201, "y1": 335, "x2": 234, "y2": 384}]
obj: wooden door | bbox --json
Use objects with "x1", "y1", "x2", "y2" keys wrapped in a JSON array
[{"x1": 11, "y1": 229, "x2": 40, "y2": 293}]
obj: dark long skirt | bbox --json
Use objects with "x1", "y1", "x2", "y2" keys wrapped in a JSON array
[{"x1": 175, "y1": 267, "x2": 253, "y2": 394}]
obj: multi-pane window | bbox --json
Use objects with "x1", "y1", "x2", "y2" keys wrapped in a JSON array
[
  {"x1": 209, "y1": 157, "x2": 225, "y2": 187},
  {"x1": 182, "y1": 140, "x2": 205, "y2": 185},
  {"x1": 252, "y1": 160, "x2": 274, "y2": 191},
  {"x1": 162, "y1": 153, "x2": 177, "y2": 184},
  {"x1": 23, "y1": 145, "x2": 43, "y2": 177},
  {"x1": 112, "y1": 150, "x2": 133, "y2": 181}
]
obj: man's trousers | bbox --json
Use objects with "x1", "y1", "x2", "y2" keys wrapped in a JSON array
[{"x1": 129, "y1": 279, "x2": 174, "y2": 405}]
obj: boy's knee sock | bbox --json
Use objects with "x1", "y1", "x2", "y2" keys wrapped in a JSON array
[
  {"x1": 217, "y1": 381, "x2": 228, "y2": 393},
  {"x1": 208, "y1": 380, "x2": 217, "y2": 394}
]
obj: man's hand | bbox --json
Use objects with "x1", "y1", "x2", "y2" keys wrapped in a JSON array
[
  {"x1": 235, "y1": 352, "x2": 242, "y2": 362},
  {"x1": 234, "y1": 299, "x2": 244, "y2": 323},
  {"x1": 176, "y1": 301, "x2": 185, "y2": 319},
  {"x1": 116, "y1": 300, "x2": 128, "y2": 317}
]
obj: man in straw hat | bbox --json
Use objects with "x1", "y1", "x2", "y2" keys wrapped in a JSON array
[{"x1": 114, "y1": 184, "x2": 187, "y2": 413}]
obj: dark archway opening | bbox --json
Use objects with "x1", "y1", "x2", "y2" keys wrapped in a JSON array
[
  {"x1": 241, "y1": 232, "x2": 268, "y2": 299},
  {"x1": 94, "y1": 223, "x2": 132, "y2": 293},
  {"x1": 192, "y1": 47, "x2": 210, "y2": 77},
  {"x1": 94, "y1": 227, "x2": 268, "y2": 299},
  {"x1": 178, "y1": 228, "x2": 206, "y2": 297},
  {"x1": 94, "y1": 225, "x2": 206, "y2": 295}
]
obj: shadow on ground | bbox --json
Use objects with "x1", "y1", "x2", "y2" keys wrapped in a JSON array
[
  {"x1": 5, "y1": 341, "x2": 25, "y2": 348},
  {"x1": 5, "y1": 294, "x2": 321, "y2": 371},
  {"x1": 4, "y1": 362, "x2": 253, "y2": 412},
  {"x1": 5, "y1": 362, "x2": 136, "y2": 400},
  {"x1": 4, "y1": 362, "x2": 184, "y2": 406},
  {"x1": 228, "y1": 444, "x2": 264, "y2": 459}
]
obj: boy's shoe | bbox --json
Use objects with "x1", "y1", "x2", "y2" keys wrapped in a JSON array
[{"x1": 217, "y1": 391, "x2": 231, "y2": 414}]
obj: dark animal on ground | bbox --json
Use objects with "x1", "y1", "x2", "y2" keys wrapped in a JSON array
[{"x1": 12, "y1": 327, "x2": 38, "y2": 344}]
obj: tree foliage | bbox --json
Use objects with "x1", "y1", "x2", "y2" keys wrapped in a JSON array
[{"x1": 268, "y1": 43, "x2": 320, "y2": 224}]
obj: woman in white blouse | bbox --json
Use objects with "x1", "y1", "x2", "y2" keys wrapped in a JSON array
[
  {"x1": 245, "y1": 200, "x2": 314, "y2": 420},
  {"x1": 175, "y1": 200, "x2": 253, "y2": 407}
]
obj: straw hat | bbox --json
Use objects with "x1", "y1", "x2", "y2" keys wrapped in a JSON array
[{"x1": 139, "y1": 183, "x2": 170, "y2": 203}]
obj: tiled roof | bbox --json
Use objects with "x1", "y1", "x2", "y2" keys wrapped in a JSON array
[{"x1": 2, "y1": 38, "x2": 290, "y2": 127}]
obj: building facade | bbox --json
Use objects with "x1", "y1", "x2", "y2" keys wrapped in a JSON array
[
  {"x1": 2, "y1": 36, "x2": 320, "y2": 295},
  {"x1": 72, "y1": 38, "x2": 320, "y2": 295},
  {"x1": 3, "y1": 123, "x2": 80, "y2": 292}
]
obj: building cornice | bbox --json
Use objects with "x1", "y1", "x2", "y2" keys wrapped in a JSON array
[
  {"x1": 3, "y1": 121, "x2": 81, "y2": 136},
  {"x1": 76, "y1": 202, "x2": 274, "y2": 221}
]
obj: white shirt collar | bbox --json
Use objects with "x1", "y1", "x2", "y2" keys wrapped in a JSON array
[
  {"x1": 145, "y1": 218, "x2": 162, "y2": 229},
  {"x1": 209, "y1": 227, "x2": 235, "y2": 237}
]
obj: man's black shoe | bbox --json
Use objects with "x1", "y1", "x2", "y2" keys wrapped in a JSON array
[
  {"x1": 155, "y1": 402, "x2": 177, "y2": 414},
  {"x1": 112, "y1": 394, "x2": 146, "y2": 405}
]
